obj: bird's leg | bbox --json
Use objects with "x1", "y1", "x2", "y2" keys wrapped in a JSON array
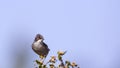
[
  {"x1": 39, "y1": 55, "x2": 44, "y2": 62},
  {"x1": 39, "y1": 55, "x2": 47, "y2": 64},
  {"x1": 42, "y1": 57, "x2": 46, "y2": 63},
  {"x1": 42, "y1": 55, "x2": 47, "y2": 64}
]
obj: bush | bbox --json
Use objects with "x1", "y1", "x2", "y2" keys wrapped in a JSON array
[{"x1": 34, "y1": 51, "x2": 80, "y2": 68}]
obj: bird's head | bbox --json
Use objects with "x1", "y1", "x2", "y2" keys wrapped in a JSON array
[{"x1": 34, "y1": 34, "x2": 44, "y2": 41}]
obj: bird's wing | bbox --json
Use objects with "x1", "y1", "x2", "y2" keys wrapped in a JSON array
[
  {"x1": 42, "y1": 42, "x2": 48, "y2": 48},
  {"x1": 42, "y1": 42, "x2": 50, "y2": 51}
]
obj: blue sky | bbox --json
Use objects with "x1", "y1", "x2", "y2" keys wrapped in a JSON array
[{"x1": 0, "y1": 0, "x2": 120, "y2": 68}]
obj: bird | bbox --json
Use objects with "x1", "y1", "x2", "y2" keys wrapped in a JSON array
[{"x1": 32, "y1": 34, "x2": 50, "y2": 59}]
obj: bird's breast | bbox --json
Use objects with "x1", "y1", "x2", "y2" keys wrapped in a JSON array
[{"x1": 32, "y1": 42, "x2": 42, "y2": 50}]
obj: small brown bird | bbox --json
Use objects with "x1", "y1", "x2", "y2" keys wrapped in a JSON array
[{"x1": 32, "y1": 34, "x2": 50, "y2": 59}]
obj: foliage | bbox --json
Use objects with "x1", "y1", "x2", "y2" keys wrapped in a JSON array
[{"x1": 34, "y1": 51, "x2": 80, "y2": 68}]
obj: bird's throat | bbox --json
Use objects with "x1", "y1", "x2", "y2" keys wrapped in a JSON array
[{"x1": 33, "y1": 39, "x2": 42, "y2": 47}]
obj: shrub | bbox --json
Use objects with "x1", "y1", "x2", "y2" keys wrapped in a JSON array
[{"x1": 34, "y1": 51, "x2": 80, "y2": 68}]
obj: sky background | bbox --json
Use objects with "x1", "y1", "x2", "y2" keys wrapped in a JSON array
[{"x1": 0, "y1": 0, "x2": 120, "y2": 68}]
